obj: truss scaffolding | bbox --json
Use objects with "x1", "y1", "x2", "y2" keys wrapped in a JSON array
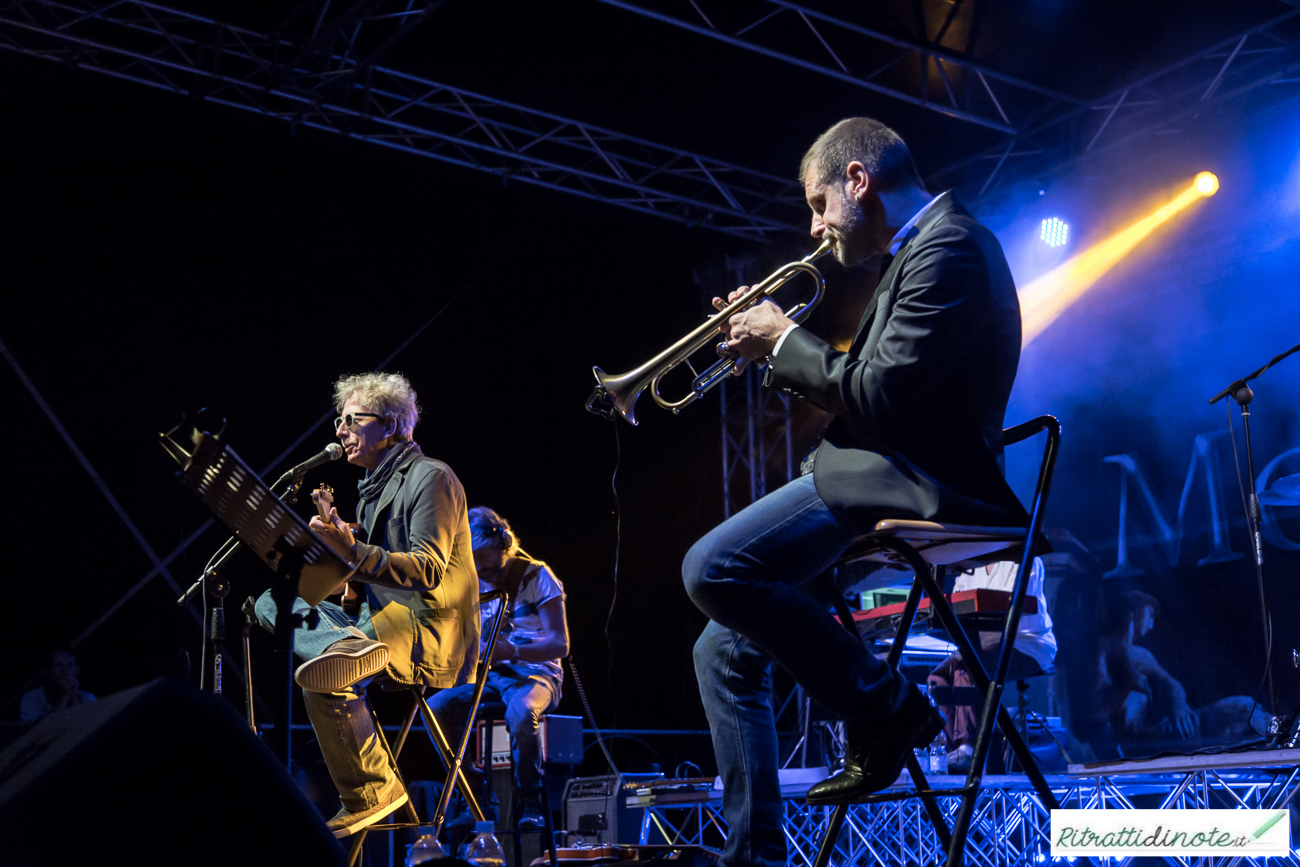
[
  {"x1": 939, "y1": 9, "x2": 1300, "y2": 203},
  {"x1": 634, "y1": 757, "x2": 1300, "y2": 867},
  {"x1": 0, "y1": 0, "x2": 808, "y2": 240},
  {"x1": 596, "y1": 0, "x2": 1082, "y2": 136},
  {"x1": 599, "y1": 0, "x2": 1300, "y2": 205}
]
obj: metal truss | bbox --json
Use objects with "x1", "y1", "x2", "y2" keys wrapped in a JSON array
[
  {"x1": 595, "y1": 0, "x2": 1081, "y2": 135},
  {"x1": 637, "y1": 765, "x2": 1300, "y2": 867},
  {"x1": 719, "y1": 367, "x2": 795, "y2": 519},
  {"x1": 641, "y1": 795, "x2": 729, "y2": 851},
  {"x1": 0, "y1": 0, "x2": 808, "y2": 240},
  {"x1": 640, "y1": 782, "x2": 1054, "y2": 867},
  {"x1": 691, "y1": 251, "x2": 797, "y2": 517},
  {"x1": 598, "y1": 0, "x2": 1300, "y2": 205},
  {"x1": 275, "y1": 0, "x2": 445, "y2": 75},
  {"x1": 936, "y1": 9, "x2": 1300, "y2": 202}
]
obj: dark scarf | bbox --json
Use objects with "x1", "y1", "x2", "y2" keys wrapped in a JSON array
[{"x1": 357, "y1": 440, "x2": 420, "y2": 507}]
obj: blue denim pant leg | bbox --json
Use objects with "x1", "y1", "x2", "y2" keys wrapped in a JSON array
[
  {"x1": 253, "y1": 588, "x2": 372, "y2": 660},
  {"x1": 693, "y1": 622, "x2": 784, "y2": 867},
  {"x1": 428, "y1": 676, "x2": 505, "y2": 765},
  {"x1": 683, "y1": 475, "x2": 913, "y2": 867},
  {"x1": 499, "y1": 672, "x2": 560, "y2": 793},
  {"x1": 428, "y1": 670, "x2": 559, "y2": 794}
]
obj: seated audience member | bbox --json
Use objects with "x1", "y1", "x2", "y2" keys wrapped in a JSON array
[
  {"x1": 1088, "y1": 590, "x2": 1268, "y2": 758},
  {"x1": 21, "y1": 650, "x2": 96, "y2": 724}
]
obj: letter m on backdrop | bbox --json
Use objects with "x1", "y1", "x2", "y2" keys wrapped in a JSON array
[{"x1": 1104, "y1": 432, "x2": 1242, "y2": 578}]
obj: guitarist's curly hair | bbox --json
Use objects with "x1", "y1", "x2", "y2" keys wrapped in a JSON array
[{"x1": 332, "y1": 371, "x2": 421, "y2": 441}]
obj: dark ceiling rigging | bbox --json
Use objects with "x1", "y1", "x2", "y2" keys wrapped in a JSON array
[{"x1": 3, "y1": 0, "x2": 1298, "y2": 237}]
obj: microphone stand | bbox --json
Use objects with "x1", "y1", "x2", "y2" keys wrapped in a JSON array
[
  {"x1": 177, "y1": 467, "x2": 318, "y2": 766},
  {"x1": 1208, "y1": 339, "x2": 1300, "y2": 737}
]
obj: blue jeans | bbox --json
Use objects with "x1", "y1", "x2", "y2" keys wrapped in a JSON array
[
  {"x1": 428, "y1": 668, "x2": 560, "y2": 794},
  {"x1": 683, "y1": 475, "x2": 912, "y2": 867}
]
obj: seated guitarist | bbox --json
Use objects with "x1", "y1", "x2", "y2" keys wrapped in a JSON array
[
  {"x1": 254, "y1": 371, "x2": 479, "y2": 839},
  {"x1": 429, "y1": 507, "x2": 569, "y2": 832}
]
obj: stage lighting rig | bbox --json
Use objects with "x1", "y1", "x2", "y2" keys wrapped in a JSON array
[{"x1": 1040, "y1": 217, "x2": 1070, "y2": 247}]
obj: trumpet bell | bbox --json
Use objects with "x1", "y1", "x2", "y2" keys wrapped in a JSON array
[
  {"x1": 585, "y1": 239, "x2": 833, "y2": 425},
  {"x1": 586, "y1": 366, "x2": 645, "y2": 426}
]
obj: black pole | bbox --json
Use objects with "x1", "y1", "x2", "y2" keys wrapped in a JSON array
[
  {"x1": 1208, "y1": 343, "x2": 1300, "y2": 729},
  {"x1": 1235, "y1": 386, "x2": 1279, "y2": 716}
]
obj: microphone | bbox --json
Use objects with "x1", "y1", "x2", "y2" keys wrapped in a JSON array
[{"x1": 277, "y1": 443, "x2": 343, "y2": 484}]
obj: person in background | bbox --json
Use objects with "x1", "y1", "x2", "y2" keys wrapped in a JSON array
[
  {"x1": 430, "y1": 507, "x2": 568, "y2": 832},
  {"x1": 21, "y1": 650, "x2": 96, "y2": 723},
  {"x1": 926, "y1": 557, "x2": 1055, "y2": 771},
  {"x1": 1089, "y1": 590, "x2": 1268, "y2": 757}
]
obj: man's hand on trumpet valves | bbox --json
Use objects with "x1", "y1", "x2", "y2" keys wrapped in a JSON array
[{"x1": 710, "y1": 294, "x2": 794, "y2": 374}]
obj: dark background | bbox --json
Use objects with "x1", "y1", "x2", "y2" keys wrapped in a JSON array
[{"x1": 3, "y1": 0, "x2": 1300, "y2": 775}]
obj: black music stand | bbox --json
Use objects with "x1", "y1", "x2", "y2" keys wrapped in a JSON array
[{"x1": 161, "y1": 415, "x2": 357, "y2": 764}]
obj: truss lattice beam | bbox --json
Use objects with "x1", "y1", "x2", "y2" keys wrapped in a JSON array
[
  {"x1": 638, "y1": 768, "x2": 1300, "y2": 867},
  {"x1": 936, "y1": 9, "x2": 1300, "y2": 201},
  {"x1": 276, "y1": 0, "x2": 444, "y2": 85},
  {"x1": 599, "y1": 0, "x2": 1300, "y2": 204},
  {"x1": 0, "y1": 0, "x2": 809, "y2": 240},
  {"x1": 596, "y1": 0, "x2": 1084, "y2": 135}
]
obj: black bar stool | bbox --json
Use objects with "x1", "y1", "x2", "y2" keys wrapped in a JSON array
[{"x1": 812, "y1": 415, "x2": 1063, "y2": 867}]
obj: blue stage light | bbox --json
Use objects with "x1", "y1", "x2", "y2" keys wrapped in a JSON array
[{"x1": 1040, "y1": 217, "x2": 1069, "y2": 247}]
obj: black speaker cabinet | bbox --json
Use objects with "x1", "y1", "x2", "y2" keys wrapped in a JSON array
[
  {"x1": 561, "y1": 773, "x2": 661, "y2": 846},
  {"x1": 0, "y1": 678, "x2": 343, "y2": 866}
]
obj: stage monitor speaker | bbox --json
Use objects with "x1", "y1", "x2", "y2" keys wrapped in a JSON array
[
  {"x1": 0, "y1": 678, "x2": 343, "y2": 866},
  {"x1": 476, "y1": 713, "x2": 584, "y2": 768},
  {"x1": 561, "y1": 773, "x2": 661, "y2": 845}
]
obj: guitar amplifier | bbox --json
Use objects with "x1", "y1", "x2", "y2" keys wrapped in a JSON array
[
  {"x1": 475, "y1": 714, "x2": 584, "y2": 769},
  {"x1": 561, "y1": 773, "x2": 661, "y2": 845}
]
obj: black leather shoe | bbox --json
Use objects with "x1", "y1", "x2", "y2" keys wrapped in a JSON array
[
  {"x1": 805, "y1": 688, "x2": 944, "y2": 805},
  {"x1": 517, "y1": 793, "x2": 546, "y2": 831}
]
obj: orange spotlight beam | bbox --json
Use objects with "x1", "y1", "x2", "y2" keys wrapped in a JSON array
[{"x1": 1020, "y1": 173, "x2": 1218, "y2": 346}]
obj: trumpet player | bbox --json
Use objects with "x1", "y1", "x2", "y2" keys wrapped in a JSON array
[{"x1": 682, "y1": 117, "x2": 1028, "y2": 867}]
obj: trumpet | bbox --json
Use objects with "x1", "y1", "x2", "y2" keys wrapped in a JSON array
[{"x1": 586, "y1": 238, "x2": 835, "y2": 425}]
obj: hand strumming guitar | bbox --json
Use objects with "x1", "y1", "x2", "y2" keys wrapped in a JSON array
[{"x1": 311, "y1": 486, "x2": 362, "y2": 607}]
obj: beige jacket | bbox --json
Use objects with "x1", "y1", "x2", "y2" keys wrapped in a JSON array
[{"x1": 351, "y1": 452, "x2": 480, "y2": 688}]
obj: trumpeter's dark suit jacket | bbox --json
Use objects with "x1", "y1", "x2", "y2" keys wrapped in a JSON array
[{"x1": 765, "y1": 190, "x2": 1028, "y2": 529}]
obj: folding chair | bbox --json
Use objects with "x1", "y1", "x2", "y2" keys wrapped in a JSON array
[{"x1": 345, "y1": 589, "x2": 510, "y2": 866}]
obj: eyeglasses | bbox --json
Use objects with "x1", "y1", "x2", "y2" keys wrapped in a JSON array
[{"x1": 334, "y1": 412, "x2": 384, "y2": 430}]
